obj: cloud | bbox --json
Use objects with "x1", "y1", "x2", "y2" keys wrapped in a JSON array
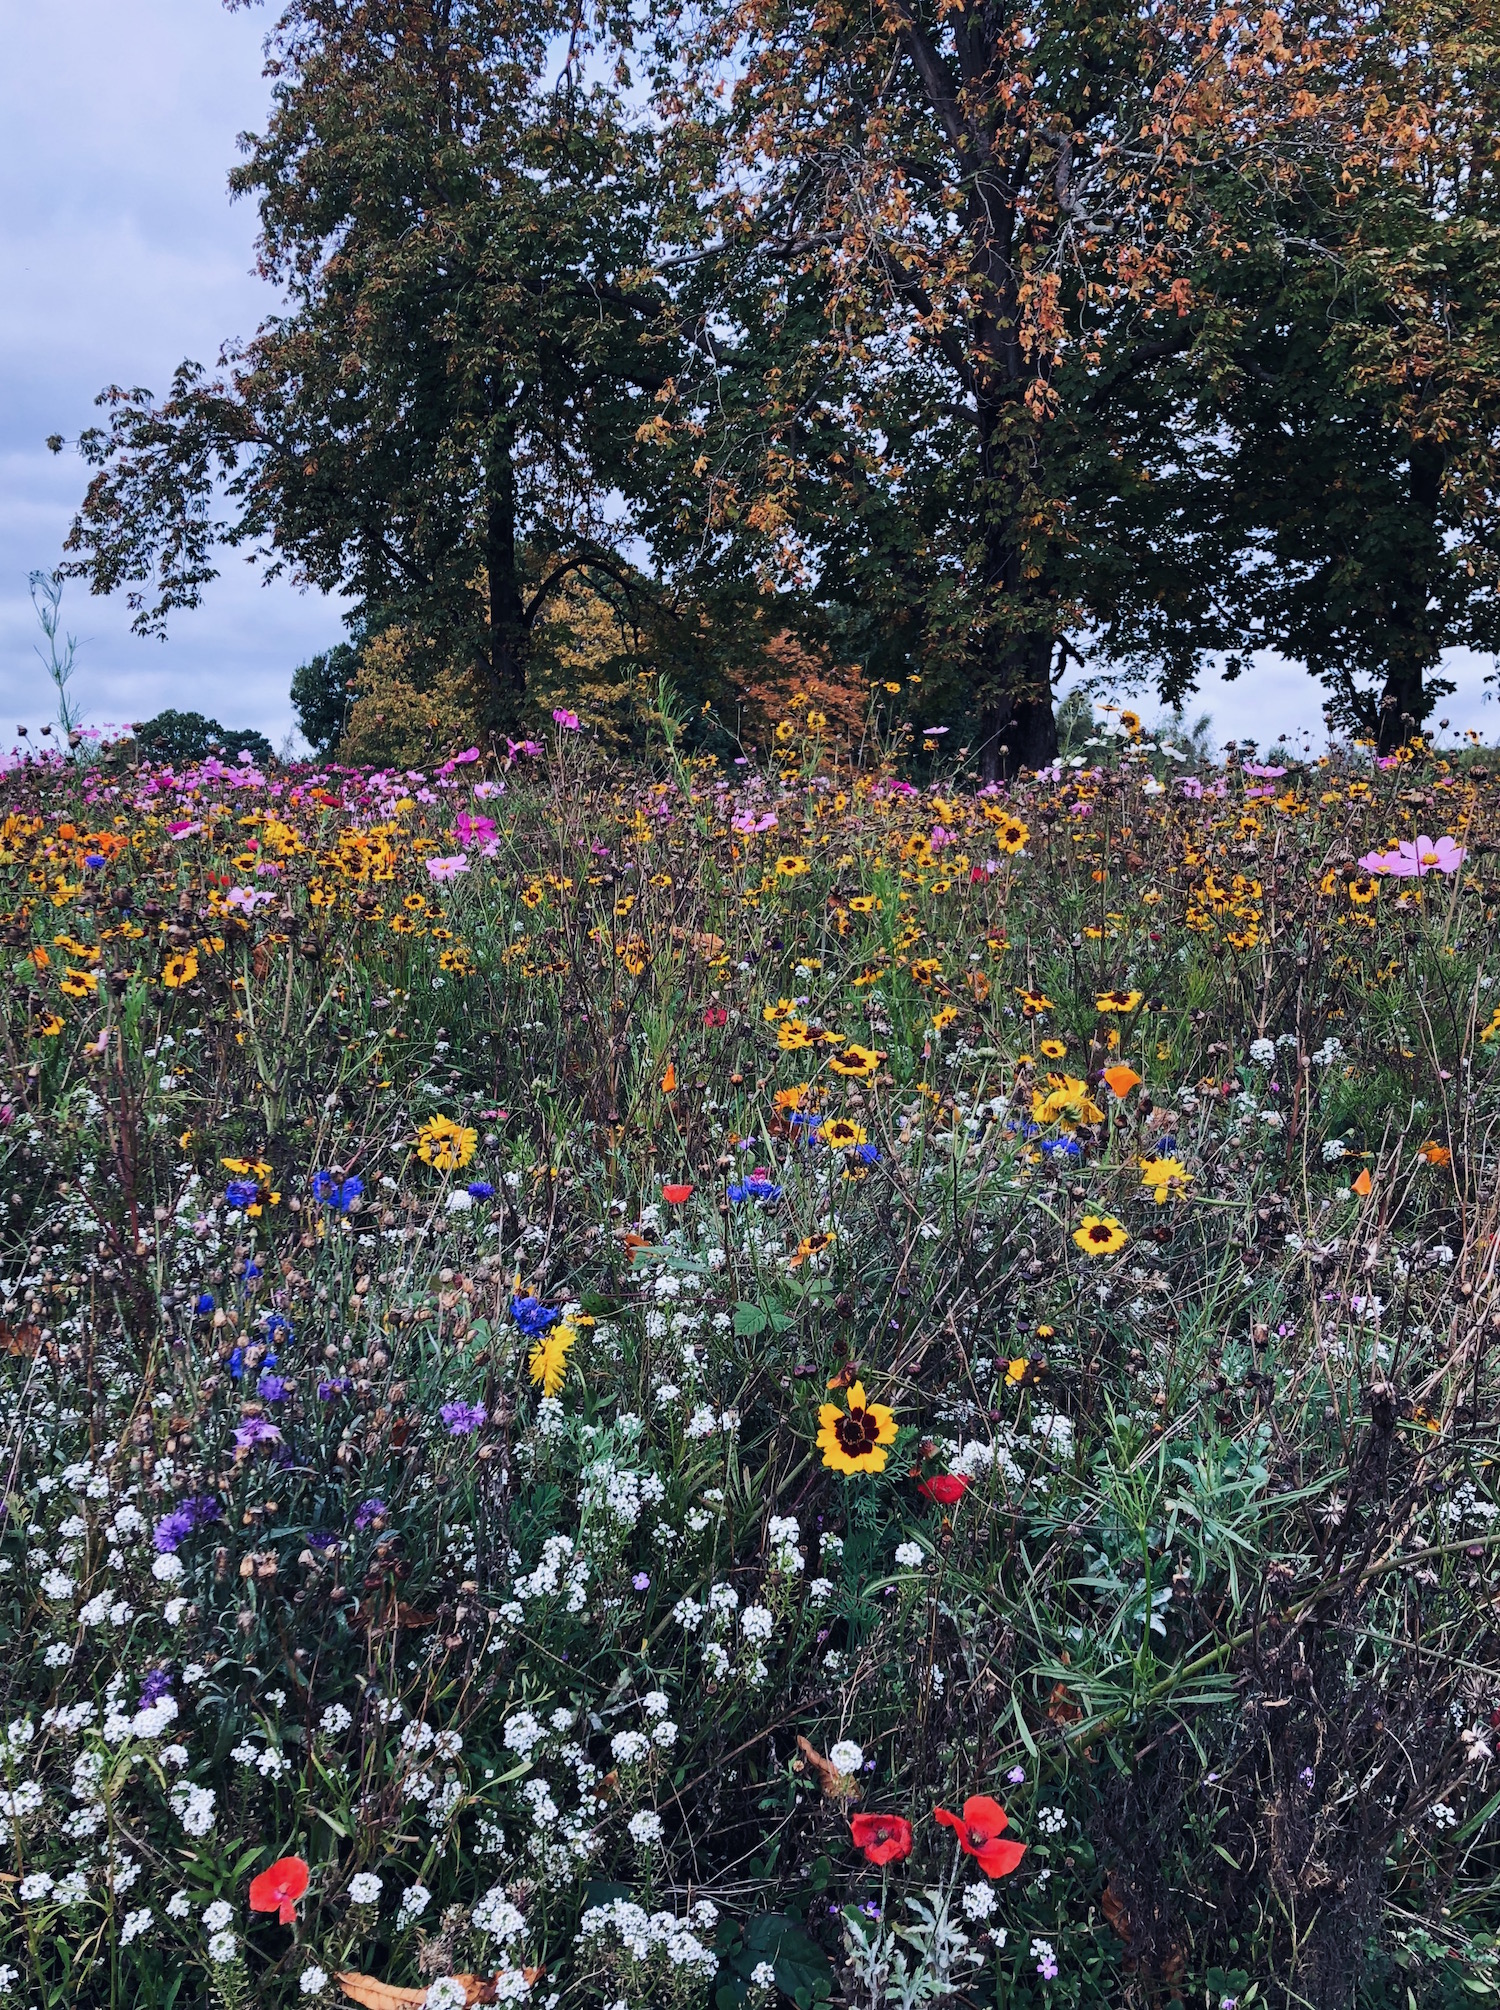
[{"x1": 0, "y1": 0, "x2": 346, "y2": 744}]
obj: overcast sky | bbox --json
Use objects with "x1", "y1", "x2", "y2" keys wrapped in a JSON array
[{"x1": 1, "y1": 0, "x2": 1495, "y2": 757}]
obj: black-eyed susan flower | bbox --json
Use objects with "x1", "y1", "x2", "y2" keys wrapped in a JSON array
[
  {"x1": 817, "y1": 1380, "x2": 897, "y2": 1475},
  {"x1": 1040, "y1": 1038, "x2": 1068, "y2": 1060},
  {"x1": 1095, "y1": 989, "x2": 1142, "y2": 1013},
  {"x1": 1016, "y1": 989, "x2": 1054, "y2": 1017},
  {"x1": 161, "y1": 953, "x2": 198, "y2": 990},
  {"x1": 775, "y1": 855, "x2": 810, "y2": 879},
  {"x1": 994, "y1": 817, "x2": 1029, "y2": 854},
  {"x1": 932, "y1": 1005, "x2": 959, "y2": 1031},
  {"x1": 1347, "y1": 876, "x2": 1379, "y2": 905},
  {"x1": 1074, "y1": 1215, "x2": 1129, "y2": 1256},
  {"x1": 848, "y1": 895, "x2": 880, "y2": 914},
  {"x1": 60, "y1": 969, "x2": 99, "y2": 999},
  {"x1": 416, "y1": 1113, "x2": 478, "y2": 1171}
]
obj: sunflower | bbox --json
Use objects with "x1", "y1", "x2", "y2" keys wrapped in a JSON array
[
  {"x1": 775, "y1": 855, "x2": 810, "y2": 878},
  {"x1": 416, "y1": 1113, "x2": 478, "y2": 1171},
  {"x1": 1139, "y1": 1156, "x2": 1190, "y2": 1204},
  {"x1": 995, "y1": 818, "x2": 1030, "y2": 854},
  {"x1": 1095, "y1": 989, "x2": 1142, "y2": 1013},
  {"x1": 529, "y1": 1322, "x2": 576, "y2": 1397},
  {"x1": 1347, "y1": 876, "x2": 1379, "y2": 906},
  {"x1": 1073, "y1": 1214, "x2": 1129, "y2": 1256},
  {"x1": 828, "y1": 1043, "x2": 880, "y2": 1078},
  {"x1": 1040, "y1": 1038, "x2": 1068, "y2": 1059},
  {"x1": 160, "y1": 953, "x2": 198, "y2": 990},
  {"x1": 819, "y1": 1117, "x2": 868, "y2": 1150},
  {"x1": 818, "y1": 1380, "x2": 898, "y2": 1475}
]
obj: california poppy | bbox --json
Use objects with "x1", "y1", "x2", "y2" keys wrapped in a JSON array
[
  {"x1": 661, "y1": 1183, "x2": 694, "y2": 1204},
  {"x1": 1101, "y1": 1064, "x2": 1142, "y2": 1098},
  {"x1": 850, "y1": 1812, "x2": 914, "y2": 1865},
  {"x1": 933, "y1": 1797, "x2": 1026, "y2": 1878},
  {"x1": 917, "y1": 1474, "x2": 969, "y2": 1506},
  {"x1": 248, "y1": 1853, "x2": 309, "y2": 1924}
]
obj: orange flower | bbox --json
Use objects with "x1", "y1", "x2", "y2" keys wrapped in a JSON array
[
  {"x1": 660, "y1": 1062, "x2": 677, "y2": 1094},
  {"x1": 1351, "y1": 1168, "x2": 1372, "y2": 1197},
  {"x1": 1101, "y1": 1064, "x2": 1141, "y2": 1098},
  {"x1": 1418, "y1": 1141, "x2": 1451, "y2": 1167}
]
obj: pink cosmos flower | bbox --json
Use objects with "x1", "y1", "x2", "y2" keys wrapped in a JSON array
[
  {"x1": 1357, "y1": 834, "x2": 1466, "y2": 878},
  {"x1": 426, "y1": 854, "x2": 470, "y2": 883},
  {"x1": 552, "y1": 708, "x2": 580, "y2": 730}
]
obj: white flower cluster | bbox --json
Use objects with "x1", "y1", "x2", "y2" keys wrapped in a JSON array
[{"x1": 579, "y1": 1895, "x2": 720, "y2": 1982}]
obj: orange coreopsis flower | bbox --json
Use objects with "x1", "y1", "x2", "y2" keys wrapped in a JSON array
[{"x1": 248, "y1": 1854, "x2": 309, "y2": 1925}]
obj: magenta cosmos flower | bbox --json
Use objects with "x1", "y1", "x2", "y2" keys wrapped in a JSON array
[{"x1": 1357, "y1": 834, "x2": 1466, "y2": 878}]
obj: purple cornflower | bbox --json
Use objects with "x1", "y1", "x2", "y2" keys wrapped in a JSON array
[
  {"x1": 153, "y1": 1494, "x2": 220, "y2": 1553},
  {"x1": 225, "y1": 1179, "x2": 258, "y2": 1210},
  {"x1": 440, "y1": 1400, "x2": 486, "y2": 1436},
  {"x1": 318, "y1": 1376, "x2": 352, "y2": 1401},
  {"x1": 257, "y1": 1373, "x2": 289, "y2": 1403},
  {"x1": 137, "y1": 1668, "x2": 173, "y2": 1710},
  {"x1": 232, "y1": 1417, "x2": 283, "y2": 1452},
  {"x1": 354, "y1": 1498, "x2": 387, "y2": 1530}
]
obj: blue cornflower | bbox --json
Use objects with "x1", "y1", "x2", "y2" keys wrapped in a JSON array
[
  {"x1": 153, "y1": 1494, "x2": 221, "y2": 1553},
  {"x1": 264, "y1": 1314, "x2": 293, "y2": 1349},
  {"x1": 225, "y1": 1179, "x2": 258, "y2": 1210},
  {"x1": 728, "y1": 1173, "x2": 783, "y2": 1203},
  {"x1": 228, "y1": 1346, "x2": 246, "y2": 1380},
  {"x1": 1040, "y1": 1137, "x2": 1082, "y2": 1160},
  {"x1": 195, "y1": 1292, "x2": 215, "y2": 1316},
  {"x1": 83, "y1": 853, "x2": 107, "y2": 869},
  {"x1": 440, "y1": 1400, "x2": 487, "y2": 1436},
  {"x1": 317, "y1": 1376, "x2": 352, "y2": 1401},
  {"x1": 466, "y1": 1181, "x2": 495, "y2": 1200},
  {"x1": 257, "y1": 1373, "x2": 289, "y2": 1403},
  {"x1": 353, "y1": 1498, "x2": 387, "y2": 1530},
  {"x1": 510, "y1": 1294, "x2": 562, "y2": 1337},
  {"x1": 312, "y1": 1171, "x2": 364, "y2": 1212},
  {"x1": 854, "y1": 1143, "x2": 881, "y2": 1165}
]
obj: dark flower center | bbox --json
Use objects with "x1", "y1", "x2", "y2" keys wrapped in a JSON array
[{"x1": 836, "y1": 1407, "x2": 879, "y2": 1454}]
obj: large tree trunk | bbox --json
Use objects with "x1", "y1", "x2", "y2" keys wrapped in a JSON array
[
  {"x1": 484, "y1": 430, "x2": 527, "y2": 739},
  {"x1": 1373, "y1": 439, "x2": 1445, "y2": 755},
  {"x1": 975, "y1": 630, "x2": 1059, "y2": 781}
]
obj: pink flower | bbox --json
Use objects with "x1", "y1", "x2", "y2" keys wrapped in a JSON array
[
  {"x1": 456, "y1": 811, "x2": 496, "y2": 848},
  {"x1": 1357, "y1": 834, "x2": 1466, "y2": 878},
  {"x1": 552, "y1": 708, "x2": 580, "y2": 730},
  {"x1": 426, "y1": 854, "x2": 470, "y2": 883}
]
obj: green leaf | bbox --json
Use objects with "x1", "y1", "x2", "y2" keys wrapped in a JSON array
[{"x1": 733, "y1": 1302, "x2": 769, "y2": 1336}]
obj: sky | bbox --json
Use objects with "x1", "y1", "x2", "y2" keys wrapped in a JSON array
[{"x1": 1, "y1": 0, "x2": 1496, "y2": 759}]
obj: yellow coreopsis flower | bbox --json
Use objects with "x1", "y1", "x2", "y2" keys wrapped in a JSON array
[
  {"x1": 416, "y1": 1113, "x2": 478, "y2": 1171},
  {"x1": 817, "y1": 1380, "x2": 898, "y2": 1475}
]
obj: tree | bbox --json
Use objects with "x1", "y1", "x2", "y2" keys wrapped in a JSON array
[
  {"x1": 652, "y1": 0, "x2": 1334, "y2": 774},
  {"x1": 54, "y1": 0, "x2": 687, "y2": 739},
  {"x1": 290, "y1": 638, "x2": 362, "y2": 756},
  {"x1": 134, "y1": 710, "x2": 275, "y2": 766}
]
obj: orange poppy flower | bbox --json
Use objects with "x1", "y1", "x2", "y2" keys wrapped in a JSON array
[
  {"x1": 248, "y1": 1854, "x2": 309, "y2": 1924},
  {"x1": 1101, "y1": 1065, "x2": 1141, "y2": 1098}
]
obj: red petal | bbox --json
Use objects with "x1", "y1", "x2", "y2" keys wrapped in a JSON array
[{"x1": 976, "y1": 1837, "x2": 1027, "y2": 1879}]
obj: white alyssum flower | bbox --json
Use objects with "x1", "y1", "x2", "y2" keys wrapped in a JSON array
[
  {"x1": 120, "y1": 1907, "x2": 154, "y2": 1945},
  {"x1": 894, "y1": 1541, "x2": 924, "y2": 1568},
  {"x1": 397, "y1": 1882, "x2": 431, "y2": 1928},
  {"x1": 962, "y1": 1883, "x2": 996, "y2": 1920},
  {"x1": 472, "y1": 1888, "x2": 526, "y2": 1942},
  {"x1": 208, "y1": 1931, "x2": 238, "y2": 1964},
  {"x1": 300, "y1": 1966, "x2": 330, "y2": 1996},
  {"x1": 203, "y1": 1899, "x2": 234, "y2": 1931},
  {"x1": 425, "y1": 1981, "x2": 468, "y2": 2010},
  {"x1": 320, "y1": 1703, "x2": 353, "y2": 1735},
  {"x1": 611, "y1": 1730, "x2": 650, "y2": 1765},
  {"x1": 628, "y1": 1809, "x2": 664, "y2": 1846},
  {"x1": 349, "y1": 1873, "x2": 383, "y2": 1905},
  {"x1": 829, "y1": 1740, "x2": 864, "y2": 1775}
]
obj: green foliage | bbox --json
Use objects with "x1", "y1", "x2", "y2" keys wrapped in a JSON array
[
  {"x1": 133, "y1": 708, "x2": 273, "y2": 767},
  {"x1": 289, "y1": 641, "x2": 362, "y2": 758}
]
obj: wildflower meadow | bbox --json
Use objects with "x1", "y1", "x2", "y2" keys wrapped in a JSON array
[{"x1": 1, "y1": 704, "x2": 1498, "y2": 2009}]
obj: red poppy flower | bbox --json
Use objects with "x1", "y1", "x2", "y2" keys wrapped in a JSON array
[
  {"x1": 703, "y1": 1006, "x2": 728, "y2": 1028},
  {"x1": 850, "y1": 1812, "x2": 914, "y2": 1865},
  {"x1": 248, "y1": 1854, "x2": 310, "y2": 1924},
  {"x1": 661, "y1": 1183, "x2": 694, "y2": 1205},
  {"x1": 917, "y1": 1474, "x2": 969, "y2": 1506},
  {"x1": 933, "y1": 1797, "x2": 1025, "y2": 1878}
]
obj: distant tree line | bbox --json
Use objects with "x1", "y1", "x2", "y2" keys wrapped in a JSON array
[{"x1": 52, "y1": 0, "x2": 1500, "y2": 771}]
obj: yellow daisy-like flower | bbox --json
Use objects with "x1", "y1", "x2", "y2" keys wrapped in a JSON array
[
  {"x1": 59, "y1": 969, "x2": 99, "y2": 999},
  {"x1": 529, "y1": 1323, "x2": 576, "y2": 1398},
  {"x1": 1095, "y1": 989, "x2": 1142, "y2": 1013},
  {"x1": 818, "y1": 1117, "x2": 868, "y2": 1150},
  {"x1": 1040, "y1": 1038, "x2": 1067, "y2": 1059},
  {"x1": 931, "y1": 1006, "x2": 959, "y2": 1031},
  {"x1": 32, "y1": 1012, "x2": 64, "y2": 1038},
  {"x1": 1074, "y1": 1215, "x2": 1129, "y2": 1256},
  {"x1": 995, "y1": 818, "x2": 1030, "y2": 854},
  {"x1": 827, "y1": 1043, "x2": 880, "y2": 1078},
  {"x1": 817, "y1": 1380, "x2": 898, "y2": 1475},
  {"x1": 1139, "y1": 1156, "x2": 1190, "y2": 1204},
  {"x1": 763, "y1": 998, "x2": 799, "y2": 1024},
  {"x1": 848, "y1": 895, "x2": 880, "y2": 914},
  {"x1": 777, "y1": 1023, "x2": 814, "y2": 1051},
  {"x1": 775, "y1": 854, "x2": 810, "y2": 878},
  {"x1": 1032, "y1": 1074, "x2": 1105, "y2": 1128},
  {"x1": 161, "y1": 952, "x2": 198, "y2": 990},
  {"x1": 1004, "y1": 1357, "x2": 1030, "y2": 1384},
  {"x1": 416, "y1": 1113, "x2": 478, "y2": 1171},
  {"x1": 1347, "y1": 875, "x2": 1379, "y2": 906},
  {"x1": 1016, "y1": 989, "x2": 1054, "y2": 1017}
]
